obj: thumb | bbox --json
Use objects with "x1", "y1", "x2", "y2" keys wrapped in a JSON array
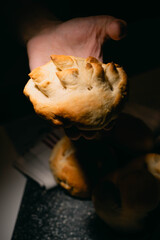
[
  {"x1": 94, "y1": 16, "x2": 127, "y2": 61},
  {"x1": 105, "y1": 18, "x2": 127, "y2": 41}
]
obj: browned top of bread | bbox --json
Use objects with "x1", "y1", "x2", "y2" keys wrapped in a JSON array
[{"x1": 24, "y1": 55, "x2": 127, "y2": 130}]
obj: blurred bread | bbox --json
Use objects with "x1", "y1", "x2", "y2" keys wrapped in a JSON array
[
  {"x1": 92, "y1": 153, "x2": 160, "y2": 232},
  {"x1": 24, "y1": 55, "x2": 127, "y2": 130},
  {"x1": 49, "y1": 136, "x2": 92, "y2": 198}
]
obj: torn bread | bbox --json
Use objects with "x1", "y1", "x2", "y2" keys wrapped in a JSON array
[{"x1": 24, "y1": 55, "x2": 127, "y2": 130}]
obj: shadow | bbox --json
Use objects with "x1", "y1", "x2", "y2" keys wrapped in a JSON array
[{"x1": 86, "y1": 213, "x2": 153, "y2": 240}]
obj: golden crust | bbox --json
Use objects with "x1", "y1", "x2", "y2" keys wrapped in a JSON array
[
  {"x1": 50, "y1": 55, "x2": 74, "y2": 70},
  {"x1": 24, "y1": 55, "x2": 127, "y2": 130},
  {"x1": 49, "y1": 136, "x2": 91, "y2": 198}
]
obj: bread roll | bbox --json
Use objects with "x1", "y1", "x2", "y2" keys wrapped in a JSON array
[
  {"x1": 92, "y1": 153, "x2": 160, "y2": 232},
  {"x1": 24, "y1": 55, "x2": 127, "y2": 130},
  {"x1": 49, "y1": 136, "x2": 92, "y2": 198}
]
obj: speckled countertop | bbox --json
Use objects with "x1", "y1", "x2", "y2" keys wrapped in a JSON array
[{"x1": 12, "y1": 178, "x2": 158, "y2": 240}]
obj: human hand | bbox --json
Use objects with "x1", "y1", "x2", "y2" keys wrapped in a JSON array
[
  {"x1": 27, "y1": 15, "x2": 127, "y2": 139},
  {"x1": 27, "y1": 15, "x2": 127, "y2": 70}
]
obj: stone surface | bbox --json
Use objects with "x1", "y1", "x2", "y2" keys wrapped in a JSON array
[{"x1": 12, "y1": 179, "x2": 156, "y2": 240}]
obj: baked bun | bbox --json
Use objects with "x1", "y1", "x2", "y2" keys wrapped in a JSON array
[
  {"x1": 49, "y1": 136, "x2": 92, "y2": 198},
  {"x1": 24, "y1": 55, "x2": 127, "y2": 130},
  {"x1": 92, "y1": 153, "x2": 160, "y2": 232}
]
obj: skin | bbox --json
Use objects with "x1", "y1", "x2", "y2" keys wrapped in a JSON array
[{"x1": 26, "y1": 15, "x2": 127, "y2": 139}]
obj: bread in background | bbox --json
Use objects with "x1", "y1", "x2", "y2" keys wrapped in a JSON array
[{"x1": 92, "y1": 153, "x2": 160, "y2": 232}]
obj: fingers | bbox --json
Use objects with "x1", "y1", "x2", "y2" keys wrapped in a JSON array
[
  {"x1": 64, "y1": 126, "x2": 81, "y2": 140},
  {"x1": 64, "y1": 118, "x2": 117, "y2": 141},
  {"x1": 82, "y1": 131, "x2": 98, "y2": 140},
  {"x1": 64, "y1": 126, "x2": 98, "y2": 140}
]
